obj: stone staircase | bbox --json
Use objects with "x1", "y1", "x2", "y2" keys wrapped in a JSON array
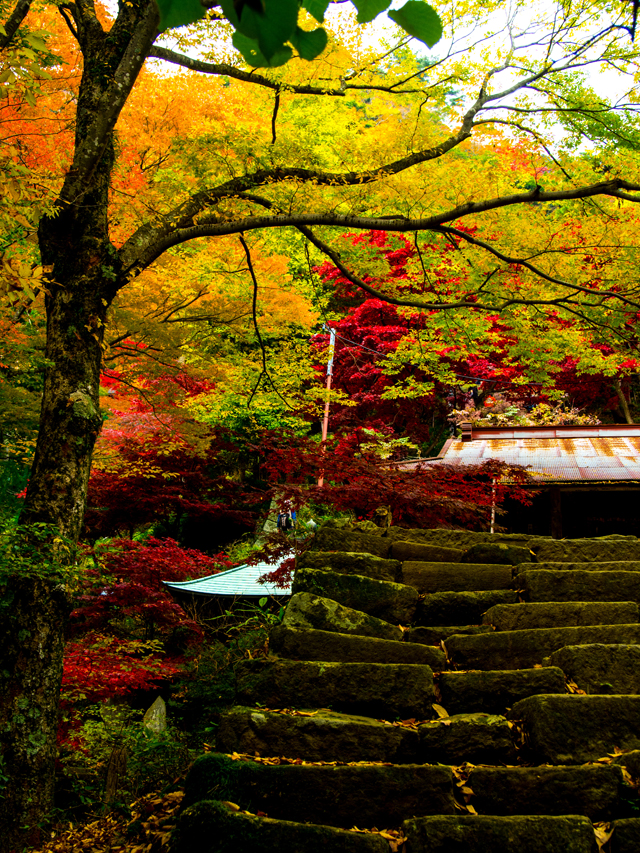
[{"x1": 172, "y1": 526, "x2": 640, "y2": 853}]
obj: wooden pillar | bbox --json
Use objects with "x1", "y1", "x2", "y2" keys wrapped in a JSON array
[{"x1": 550, "y1": 487, "x2": 563, "y2": 539}]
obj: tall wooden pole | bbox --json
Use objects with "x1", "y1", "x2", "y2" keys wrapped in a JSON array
[{"x1": 318, "y1": 327, "x2": 336, "y2": 488}]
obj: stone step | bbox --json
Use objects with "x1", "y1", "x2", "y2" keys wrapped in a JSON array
[
  {"x1": 297, "y1": 551, "x2": 401, "y2": 582},
  {"x1": 387, "y1": 527, "x2": 533, "y2": 549},
  {"x1": 269, "y1": 625, "x2": 446, "y2": 668},
  {"x1": 312, "y1": 527, "x2": 390, "y2": 558},
  {"x1": 544, "y1": 644, "x2": 640, "y2": 694},
  {"x1": 519, "y1": 561, "x2": 640, "y2": 574},
  {"x1": 611, "y1": 818, "x2": 640, "y2": 852},
  {"x1": 530, "y1": 537, "x2": 640, "y2": 563},
  {"x1": 461, "y1": 542, "x2": 533, "y2": 566},
  {"x1": 416, "y1": 589, "x2": 518, "y2": 626},
  {"x1": 402, "y1": 815, "x2": 597, "y2": 853},
  {"x1": 509, "y1": 695, "x2": 640, "y2": 764},
  {"x1": 181, "y1": 752, "x2": 457, "y2": 828},
  {"x1": 467, "y1": 765, "x2": 624, "y2": 820},
  {"x1": 216, "y1": 707, "x2": 420, "y2": 763},
  {"x1": 405, "y1": 625, "x2": 492, "y2": 645},
  {"x1": 283, "y1": 592, "x2": 403, "y2": 642},
  {"x1": 418, "y1": 713, "x2": 514, "y2": 764},
  {"x1": 402, "y1": 561, "x2": 513, "y2": 593},
  {"x1": 292, "y1": 567, "x2": 418, "y2": 624},
  {"x1": 438, "y1": 667, "x2": 566, "y2": 715},
  {"x1": 483, "y1": 601, "x2": 639, "y2": 631},
  {"x1": 520, "y1": 570, "x2": 640, "y2": 603},
  {"x1": 173, "y1": 799, "x2": 389, "y2": 853},
  {"x1": 446, "y1": 624, "x2": 640, "y2": 670},
  {"x1": 390, "y1": 540, "x2": 463, "y2": 562},
  {"x1": 235, "y1": 658, "x2": 435, "y2": 720}
]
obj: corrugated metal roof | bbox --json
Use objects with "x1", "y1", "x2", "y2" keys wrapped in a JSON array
[
  {"x1": 437, "y1": 432, "x2": 640, "y2": 483},
  {"x1": 163, "y1": 555, "x2": 292, "y2": 597}
]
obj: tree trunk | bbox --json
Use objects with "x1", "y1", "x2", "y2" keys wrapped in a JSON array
[
  {"x1": 614, "y1": 379, "x2": 634, "y2": 425},
  {"x1": 0, "y1": 575, "x2": 68, "y2": 850}
]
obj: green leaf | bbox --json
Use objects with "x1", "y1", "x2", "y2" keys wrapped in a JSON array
[
  {"x1": 352, "y1": 0, "x2": 391, "y2": 24},
  {"x1": 388, "y1": 1, "x2": 442, "y2": 47},
  {"x1": 301, "y1": 0, "x2": 330, "y2": 23},
  {"x1": 232, "y1": 31, "x2": 293, "y2": 67},
  {"x1": 290, "y1": 25, "x2": 328, "y2": 61},
  {"x1": 155, "y1": 0, "x2": 206, "y2": 32},
  {"x1": 235, "y1": 0, "x2": 298, "y2": 59}
]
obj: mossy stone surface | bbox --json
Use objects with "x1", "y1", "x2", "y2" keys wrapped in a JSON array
[
  {"x1": 446, "y1": 624, "x2": 640, "y2": 670},
  {"x1": 520, "y1": 569, "x2": 640, "y2": 603},
  {"x1": 181, "y1": 752, "x2": 456, "y2": 827},
  {"x1": 235, "y1": 658, "x2": 435, "y2": 719},
  {"x1": 402, "y1": 561, "x2": 513, "y2": 594},
  {"x1": 468, "y1": 765, "x2": 623, "y2": 820},
  {"x1": 390, "y1": 541, "x2": 463, "y2": 562},
  {"x1": 416, "y1": 590, "x2": 517, "y2": 626},
  {"x1": 292, "y1": 567, "x2": 418, "y2": 624},
  {"x1": 215, "y1": 707, "x2": 420, "y2": 763},
  {"x1": 282, "y1": 591, "x2": 402, "y2": 641},
  {"x1": 460, "y1": 543, "x2": 533, "y2": 566},
  {"x1": 439, "y1": 667, "x2": 566, "y2": 715},
  {"x1": 405, "y1": 625, "x2": 492, "y2": 645},
  {"x1": 270, "y1": 625, "x2": 446, "y2": 668},
  {"x1": 297, "y1": 551, "x2": 401, "y2": 582},
  {"x1": 483, "y1": 601, "x2": 639, "y2": 631},
  {"x1": 402, "y1": 815, "x2": 597, "y2": 853},
  {"x1": 530, "y1": 538, "x2": 640, "y2": 563},
  {"x1": 312, "y1": 528, "x2": 390, "y2": 558},
  {"x1": 611, "y1": 819, "x2": 640, "y2": 853},
  {"x1": 418, "y1": 713, "x2": 513, "y2": 764},
  {"x1": 172, "y1": 799, "x2": 389, "y2": 853},
  {"x1": 509, "y1": 695, "x2": 640, "y2": 764},
  {"x1": 544, "y1": 643, "x2": 640, "y2": 694}
]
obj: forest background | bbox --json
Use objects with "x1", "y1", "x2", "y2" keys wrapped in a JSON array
[{"x1": 3, "y1": 0, "x2": 640, "y2": 848}]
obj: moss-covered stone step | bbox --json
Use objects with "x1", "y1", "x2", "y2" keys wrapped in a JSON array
[
  {"x1": 544, "y1": 644, "x2": 640, "y2": 694},
  {"x1": 269, "y1": 625, "x2": 446, "y2": 668},
  {"x1": 482, "y1": 601, "x2": 639, "y2": 631},
  {"x1": 215, "y1": 707, "x2": 420, "y2": 763},
  {"x1": 467, "y1": 765, "x2": 624, "y2": 820},
  {"x1": 401, "y1": 561, "x2": 513, "y2": 594},
  {"x1": 611, "y1": 818, "x2": 640, "y2": 853},
  {"x1": 312, "y1": 527, "x2": 390, "y2": 558},
  {"x1": 519, "y1": 561, "x2": 640, "y2": 574},
  {"x1": 509, "y1": 695, "x2": 640, "y2": 764},
  {"x1": 297, "y1": 551, "x2": 401, "y2": 583},
  {"x1": 416, "y1": 589, "x2": 518, "y2": 626},
  {"x1": 181, "y1": 752, "x2": 457, "y2": 828},
  {"x1": 418, "y1": 712, "x2": 513, "y2": 764},
  {"x1": 386, "y1": 527, "x2": 533, "y2": 549},
  {"x1": 172, "y1": 799, "x2": 389, "y2": 853},
  {"x1": 402, "y1": 814, "x2": 597, "y2": 853},
  {"x1": 390, "y1": 540, "x2": 463, "y2": 562},
  {"x1": 292, "y1": 567, "x2": 418, "y2": 624},
  {"x1": 282, "y1": 592, "x2": 402, "y2": 642},
  {"x1": 530, "y1": 537, "x2": 640, "y2": 563},
  {"x1": 520, "y1": 570, "x2": 640, "y2": 603},
  {"x1": 405, "y1": 625, "x2": 492, "y2": 645},
  {"x1": 446, "y1": 624, "x2": 640, "y2": 670},
  {"x1": 235, "y1": 658, "x2": 435, "y2": 719},
  {"x1": 460, "y1": 543, "x2": 533, "y2": 566},
  {"x1": 438, "y1": 667, "x2": 566, "y2": 715}
]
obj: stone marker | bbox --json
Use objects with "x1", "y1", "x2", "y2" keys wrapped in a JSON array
[{"x1": 143, "y1": 696, "x2": 166, "y2": 734}]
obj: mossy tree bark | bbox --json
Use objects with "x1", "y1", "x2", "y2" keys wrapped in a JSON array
[{"x1": 0, "y1": 2, "x2": 159, "y2": 849}]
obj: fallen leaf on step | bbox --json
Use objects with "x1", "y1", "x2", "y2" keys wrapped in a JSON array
[
  {"x1": 432, "y1": 704, "x2": 449, "y2": 718},
  {"x1": 593, "y1": 821, "x2": 614, "y2": 852}
]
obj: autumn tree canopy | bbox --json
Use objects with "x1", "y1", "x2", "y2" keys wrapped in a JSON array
[{"x1": 3, "y1": 0, "x2": 640, "y2": 847}]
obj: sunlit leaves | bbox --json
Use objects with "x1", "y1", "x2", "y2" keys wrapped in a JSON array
[{"x1": 388, "y1": 1, "x2": 442, "y2": 47}]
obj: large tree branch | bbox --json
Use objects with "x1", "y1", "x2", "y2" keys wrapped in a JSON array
[
  {"x1": 119, "y1": 177, "x2": 640, "y2": 278},
  {"x1": 148, "y1": 46, "x2": 424, "y2": 96},
  {"x1": 0, "y1": 0, "x2": 31, "y2": 49}
]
